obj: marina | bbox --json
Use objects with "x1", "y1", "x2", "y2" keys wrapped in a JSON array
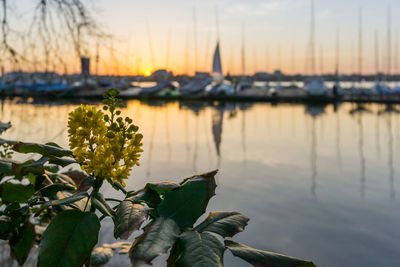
[{"x1": 4, "y1": 80, "x2": 400, "y2": 104}]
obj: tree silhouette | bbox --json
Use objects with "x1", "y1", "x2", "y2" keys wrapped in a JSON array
[{"x1": 0, "y1": 0, "x2": 107, "y2": 74}]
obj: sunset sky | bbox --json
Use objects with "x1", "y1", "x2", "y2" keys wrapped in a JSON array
[{"x1": 15, "y1": 0, "x2": 400, "y2": 75}]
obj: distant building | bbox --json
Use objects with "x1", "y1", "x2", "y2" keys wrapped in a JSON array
[
  {"x1": 81, "y1": 57, "x2": 90, "y2": 77},
  {"x1": 273, "y1": 70, "x2": 282, "y2": 76}
]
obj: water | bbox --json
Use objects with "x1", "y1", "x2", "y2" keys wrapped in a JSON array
[{"x1": 1, "y1": 98, "x2": 400, "y2": 267}]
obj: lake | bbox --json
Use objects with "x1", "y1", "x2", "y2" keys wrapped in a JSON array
[{"x1": 1, "y1": 98, "x2": 400, "y2": 267}]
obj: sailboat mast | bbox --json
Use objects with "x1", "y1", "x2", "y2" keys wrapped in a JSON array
[
  {"x1": 266, "y1": 44, "x2": 270, "y2": 73},
  {"x1": 335, "y1": 26, "x2": 340, "y2": 74},
  {"x1": 95, "y1": 40, "x2": 99, "y2": 77},
  {"x1": 166, "y1": 27, "x2": 171, "y2": 70},
  {"x1": 134, "y1": 31, "x2": 141, "y2": 76},
  {"x1": 125, "y1": 36, "x2": 132, "y2": 74},
  {"x1": 387, "y1": 5, "x2": 392, "y2": 78},
  {"x1": 278, "y1": 44, "x2": 282, "y2": 71},
  {"x1": 395, "y1": 30, "x2": 398, "y2": 75},
  {"x1": 204, "y1": 25, "x2": 212, "y2": 71},
  {"x1": 110, "y1": 41, "x2": 119, "y2": 75},
  {"x1": 253, "y1": 46, "x2": 257, "y2": 72},
  {"x1": 241, "y1": 23, "x2": 245, "y2": 76},
  {"x1": 146, "y1": 20, "x2": 155, "y2": 70},
  {"x1": 358, "y1": 8, "x2": 363, "y2": 81},
  {"x1": 185, "y1": 27, "x2": 190, "y2": 75},
  {"x1": 319, "y1": 45, "x2": 324, "y2": 75},
  {"x1": 193, "y1": 7, "x2": 198, "y2": 72},
  {"x1": 215, "y1": 7, "x2": 220, "y2": 41},
  {"x1": 310, "y1": 0, "x2": 316, "y2": 76},
  {"x1": 291, "y1": 43, "x2": 295, "y2": 74},
  {"x1": 228, "y1": 44, "x2": 234, "y2": 74},
  {"x1": 212, "y1": 6, "x2": 223, "y2": 77},
  {"x1": 351, "y1": 41, "x2": 355, "y2": 76},
  {"x1": 375, "y1": 30, "x2": 379, "y2": 76}
]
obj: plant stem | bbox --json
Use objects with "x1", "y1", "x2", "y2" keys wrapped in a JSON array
[{"x1": 89, "y1": 177, "x2": 104, "y2": 213}]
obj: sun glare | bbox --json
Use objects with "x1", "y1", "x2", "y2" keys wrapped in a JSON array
[{"x1": 144, "y1": 70, "x2": 151, "y2": 76}]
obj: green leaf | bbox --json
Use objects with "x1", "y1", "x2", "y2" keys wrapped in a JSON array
[
  {"x1": 1, "y1": 183, "x2": 35, "y2": 203},
  {"x1": 52, "y1": 172, "x2": 77, "y2": 187},
  {"x1": 48, "y1": 156, "x2": 77, "y2": 167},
  {"x1": 13, "y1": 142, "x2": 72, "y2": 157},
  {"x1": 61, "y1": 170, "x2": 87, "y2": 186},
  {"x1": 0, "y1": 122, "x2": 11, "y2": 134},
  {"x1": 45, "y1": 142, "x2": 62, "y2": 148},
  {"x1": 158, "y1": 170, "x2": 217, "y2": 228},
  {"x1": 195, "y1": 212, "x2": 249, "y2": 238},
  {"x1": 129, "y1": 217, "x2": 180, "y2": 266},
  {"x1": 56, "y1": 191, "x2": 88, "y2": 211},
  {"x1": 10, "y1": 222, "x2": 35, "y2": 265},
  {"x1": 34, "y1": 174, "x2": 47, "y2": 191},
  {"x1": 44, "y1": 164, "x2": 60, "y2": 173},
  {"x1": 92, "y1": 192, "x2": 115, "y2": 219},
  {"x1": 76, "y1": 176, "x2": 95, "y2": 193},
  {"x1": 12, "y1": 157, "x2": 49, "y2": 177},
  {"x1": 224, "y1": 240, "x2": 317, "y2": 267},
  {"x1": 145, "y1": 182, "x2": 179, "y2": 195},
  {"x1": 39, "y1": 210, "x2": 100, "y2": 267},
  {"x1": 11, "y1": 155, "x2": 75, "y2": 177},
  {"x1": 3, "y1": 202, "x2": 24, "y2": 215},
  {"x1": 91, "y1": 246, "x2": 114, "y2": 267},
  {"x1": 114, "y1": 200, "x2": 149, "y2": 239},
  {"x1": 0, "y1": 158, "x2": 12, "y2": 176},
  {"x1": 0, "y1": 216, "x2": 11, "y2": 239},
  {"x1": 173, "y1": 231, "x2": 225, "y2": 267},
  {"x1": 126, "y1": 188, "x2": 161, "y2": 208},
  {"x1": 46, "y1": 191, "x2": 88, "y2": 206},
  {"x1": 39, "y1": 183, "x2": 75, "y2": 198},
  {"x1": 26, "y1": 172, "x2": 36, "y2": 184}
]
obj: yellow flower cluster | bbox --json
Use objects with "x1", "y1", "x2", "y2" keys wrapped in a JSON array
[{"x1": 67, "y1": 105, "x2": 143, "y2": 186}]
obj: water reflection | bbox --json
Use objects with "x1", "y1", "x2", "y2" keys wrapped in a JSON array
[
  {"x1": 212, "y1": 106, "x2": 223, "y2": 160},
  {"x1": 4, "y1": 99, "x2": 399, "y2": 200},
  {"x1": 145, "y1": 108, "x2": 157, "y2": 178},
  {"x1": 2, "y1": 99, "x2": 400, "y2": 266},
  {"x1": 357, "y1": 111, "x2": 366, "y2": 199},
  {"x1": 387, "y1": 113, "x2": 395, "y2": 199},
  {"x1": 376, "y1": 109, "x2": 381, "y2": 159},
  {"x1": 165, "y1": 107, "x2": 172, "y2": 162},
  {"x1": 380, "y1": 108, "x2": 396, "y2": 200},
  {"x1": 350, "y1": 104, "x2": 372, "y2": 198},
  {"x1": 377, "y1": 105, "x2": 399, "y2": 199},
  {"x1": 241, "y1": 109, "x2": 247, "y2": 166},
  {"x1": 193, "y1": 113, "x2": 199, "y2": 172},
  {"x1": 305, "y1": 105, "x2": 325, "y2": 197},
  {"x1": 335, "y1": 104, "x2": 342, "y2": 170}
]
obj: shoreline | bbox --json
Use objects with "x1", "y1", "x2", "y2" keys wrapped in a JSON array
[{"x1": 3, "y1": 91, "x2": 400, "y2": 105}]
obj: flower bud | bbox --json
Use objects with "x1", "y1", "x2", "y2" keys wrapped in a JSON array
[{"x1": 106, "y1": 132, "x2": 115, "y2": 138}]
